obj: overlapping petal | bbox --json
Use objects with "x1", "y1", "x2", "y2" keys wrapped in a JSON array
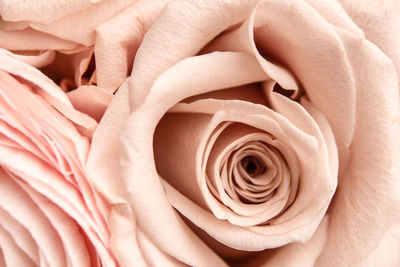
[{"x1": 0, "y1": 51, "x2": 116, "y2": 266}]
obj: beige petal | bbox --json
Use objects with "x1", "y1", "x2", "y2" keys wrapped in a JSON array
[
  {"x1": 0, "y1": 28, "x2": 80, "y2": 51},
  {"x1": 316, "y1": 27, "x2": 400, "y2": 266},
  {"x1": 129, "y1": 0, "x2": 261, "y2": 106},
  {"x1": 10, "y1": 51, "x2": 56, "y2": 69},
  {"x1": 236, "y1": 216, "x2": 329, "y2": 267},
  {"x1": 95, "y1": 0, "x2": 172, "y2": 91},
  {"x1": 304, "y1": 0, "x2": 363, "y2": 36},
  {"x1": 248, "y1": 0, "x2": 356, "y2": 149},
  {"x1": 338, "y1": 0, "x2": 400, "y2": 78},
  {"x1": 365, "y1": 224, "x2": 400, "y2": 267},
  {"x1": 0, "y1": 0, "x2": 105, "y2": 23},
  {"x1": 88, "y1": 80, "x2": 190, "y2": 266},
  {"x1": 30, "y1": 0, "x2": 136, "y2": 46},
  {"x1": 68, "y1": 85, "x2": 112, "y2": 122}
]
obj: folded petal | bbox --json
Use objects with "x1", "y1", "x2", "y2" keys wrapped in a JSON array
[
  {"x1": 0, "y1": 56, "x2": 117, "y2": 266},
  {"x1": 129, "y1": 0, "x2": 261, "y2": 106},
  {"x1": 95, "y1": 0, "x2": 172, "y2": 91},
  {"x1": 89, "y1": 79, "x2": 209, "y2": 266}
]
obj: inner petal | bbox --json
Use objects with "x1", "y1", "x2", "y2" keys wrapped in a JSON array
[
  {"x1": 205, "y1": 124, "x2": 295, "y2": 223},
  {"x1": 241, "y1": 155, "x2": 264, "y2": 177},
  {"x1": 230, "y1": 145, "x2": 284, "y2": 204}
]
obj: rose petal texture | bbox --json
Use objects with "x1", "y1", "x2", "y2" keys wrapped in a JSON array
[
  {"x1": 88, "y1": 79, "x2": 190, "y2": 267},
  {"x1": 316, "y1": 0, "x2": 400, "y2": 265},
  {"x1": 337, "y1": 0, "x2": 400, "y2": 80},
  {"x1": 93, "y1": 0, "x2": 398, "y2": 266},
  {"x1": 0, "y1": 50, "x2": 117, "y2": 266},
  {"x1": 0, "y1": 0, "x2": 173, "y2": 92}
]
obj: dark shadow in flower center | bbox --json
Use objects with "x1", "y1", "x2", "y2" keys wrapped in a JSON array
[{"x1": 241, "y1": 156, "x2": 265, "y2": 178}]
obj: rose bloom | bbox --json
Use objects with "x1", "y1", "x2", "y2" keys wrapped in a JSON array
[
  {"x1": 87, "y1": 0, "x2": 400, "y2": 266},
  {"x1": 0, "y1": 49, "x2": 117, "y2": 266}
]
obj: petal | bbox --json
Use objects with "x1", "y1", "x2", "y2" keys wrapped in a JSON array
[
  {"x1": 235, "y1": 216, "x2": 329, "y2": 267},
  {"x1": 30, "y1": 0, "x2": 136, "y2": 46},
  {"x1": 0, "y1": 0, "x2": 106, "y2": 23},
  {"x1": 10, "y1": 51, "x2": 56, "y2": 69},
  {"x1": 247, "y1": 0, "x2": 356, "y2": 149},
  {"x1": 88, "y1": 80, "x2": 189, "y2": 266},
  {"x1": 123, "y1": 49, "x2": 336, "y2": 263},
  {"x1": 316, "y1": 26, "x2": 400, "y2": 267},
  {"x1": 304, "y1": 0, "x2": 363, "y2": 36},
  {"x1": 18, "y1": 181, "x2": 92, "y2": 267},
  {"x1": 0, "y1": 169, "x2": 67, "y2": 267},
  {"x1": 0, "y1": 28, "x2": 80, "y2": 51},
  {"x1": 367, "y1": 224, "x2": 400, "y2": 267},
  {"x1": 0, "y1": 224, "x2": 37, "y2": 267},
  {"x1": 0, "y1": 208, "x2": 39, "y2": 265},
  {"x1": 338, "y1": 0, "x2": 400, "y2": 78},
  {"x1": 0, "y1": 50, "x2": 98, "y2": 137},
  {"x1": 129, "y1": 0, "x2": 261, "y2": 106},
  {"x1": 68, "y1": 85, "x2": 112, "y2": 122},
  {"x1": 95, "y1": 0, "x2": 172, "y2": 91},
  {"x1": 0, "y1": 67, "x2": 116, "y2": 266}
]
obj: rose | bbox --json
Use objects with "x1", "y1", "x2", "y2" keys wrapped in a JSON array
[
  {"x1": 0, "y1": 0, "x2": 171, "y2": 92},
  {"x1": 0, "y1": 49, "x2": 117, "y2": 266},
  {"x1": 88, "y1": 0, "x2": 400, "y2": 266}
]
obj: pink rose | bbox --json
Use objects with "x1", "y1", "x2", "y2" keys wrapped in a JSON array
[
  {"x1": 0, "y1": 49, "x2": 116, "y2": 266},
  {"x1": 88, "y1": 0, "x2": 400, "y2": 266}
]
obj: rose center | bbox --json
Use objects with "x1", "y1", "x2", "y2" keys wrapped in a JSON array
[{"x1": 241, "y1": 156, "x2": 265, "y2": 177}]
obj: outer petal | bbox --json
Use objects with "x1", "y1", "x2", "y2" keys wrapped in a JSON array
[
  {"x1": 129, "y1": 0, "x2": 261, "y2": 106},
  {"x1": 234, "y1": 217, "x2": 329, "y2": 267},
  {"x1": 0, "y1": 169, "x2": 86, "y2": 267},
  {"x1": 10, "y1": 50, "x2": 56, "y2": 69},
  {"x1": 0, "y1": 0, "x2": 106, "y2": 23},
  {"x1": 0, "y1": 49, "x2": 98, "y2": 138},
  {"x1": 0, "y1": 57, "x2": 116, "y2": 266},
  {"x1": 0, "y1": 1, "x2": 137, "y2": 50},
  {"x1": 87, "y1": 79, "x2": 187, "y2": 267},
  {"x1": 365, "y1": 224, "x2": 400, "y2": 267},
  {"x1": 0, "y1": 27, "x2": 80, "y2": 51},
  {"x1": 338, "y1": 0, "x2": 400, "y2": 78},
  {"x1": 94, "y1": 0, "x2": 172, "y2": 91},
  {"x1": 316, "y1": 26, "x2": 400, "y2": 267},
  {"x1": 29, "y1": 0, "x2": 135, "y2": 46},
  {"x1": 248, "y1": 0, "x2": 356, "y2": 150}
]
